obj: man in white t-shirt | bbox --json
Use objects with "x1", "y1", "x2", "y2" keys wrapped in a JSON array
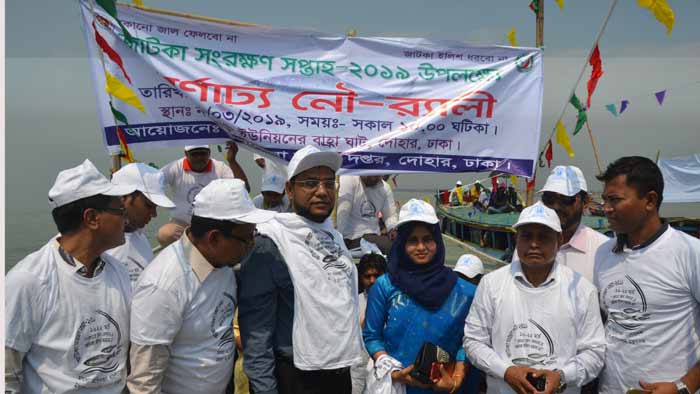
[
  {"x1": 515, "y1": 165, "x2": 609, "y2": 283},
  {"x1": 239, "y1": 145, "x2": 363, "y2": 394},
  {"x1": 106, "y1": 163, "x2": 175, "y2": 287},
  {"x1": 464, "y1": 201, "x2": 606, "y2": 394},
  {"x1": 157, "y1": 143, "x2": 249, "y2": 247},
  {"x1": 5, "y1": 159, "x2": 135, "y2": 394},
  {"x1": 594, "y1": 156, "x2": 700, "y2": 394},
  {"x1": 127, "y1": 179, "x2": 274, "y2": 394},
  {"x1": 253, "y1": 170, "x2": 290, "y2": 213},
  {"x1": 336, "y1": 175, "x2": 398, "y2": 254}
]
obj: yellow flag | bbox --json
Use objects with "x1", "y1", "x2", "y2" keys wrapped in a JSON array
[
  {"x1": 510, "y1": 175, "x2": 519, "y2": 188},
  {"x1": 133, "y1": 0, "x2": 144, "y2": 6},
  {"x1": 105, "y1": 72, "x2": 146, "y2": 113},
  {"x1": 555, "y1": 120, "x2": 575, "y2": 158},
  {"x1": 507, "y1": 28, "x2": 517, "y2": 46},
  {"x1": 555, "y1": 0, "x2": 564, "y2": 10},
  {"x1": 637, "y1": 0, "x2": 674, "y2": 35}
]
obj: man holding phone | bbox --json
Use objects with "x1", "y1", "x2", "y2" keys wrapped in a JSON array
[
  {"x1": 464, "y1": 202, "x2": 606, "y2": 394},
  {"x1": 594, "y1": 157, "x2": 700, "y2": 394}
]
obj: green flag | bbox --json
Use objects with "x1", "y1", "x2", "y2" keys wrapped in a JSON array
[
  {"x1": 569, "y1": 93, "x2": 588, "y2": 135},
  {"x1": 95, "y1": 0, "x2": 133, "y2": 42},
  {"x1": 109, "y1": 101, "x2": 129, "y2": 124}
]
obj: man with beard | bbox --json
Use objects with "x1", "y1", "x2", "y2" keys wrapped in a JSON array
[
  {"x1": 239, "y1": 145, "x2": 363, "y2": 394},
  {"x1": 128, "y1": 179, "x2": 274, "y2": 394},
  {"x1": 594, "y1": 156, "x2": 700, "y2": 394},
  {"x1": 537, "y1": 165, "x2": 609, "y2": 283},
  {"x1": 337, "y1": 174, "x2": 399, "y2": 254},
  {"x1": 106, "y1": 163, "x2": 175, "y2": 287}
]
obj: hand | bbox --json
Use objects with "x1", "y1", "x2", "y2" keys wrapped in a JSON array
[
  {"x1": 225, "y1": 141, "x2": 239, "y2": 162},
  {"x1": 535, "y1": 369, "x2": 561, "y2": 394},
  {"x1": 391, "y1": 365, "x2": 431, "y2": 389},
  {"x1": 640, "y1": 380, "x2": 680, "y2": 394},
  {"x1": 431, "y1": 364, "x2": 460, "y2": 392},
  {"x1": 504, "y1": 365, "x2": 538, "y2": 394},
  {"x1": 388, "y1": 229, "x2": 398, "y2": 241}
]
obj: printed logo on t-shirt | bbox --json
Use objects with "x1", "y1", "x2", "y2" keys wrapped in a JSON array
[
  {"x1": 127, "y1": 256, "x2": 145, "y2": 285},
  {"x1": 505, "y1": 319, "x2": 557, "y2": 367},
  {"x1": 186, "y1": 183, "x2": 206, "y2": 215},
  {"x1": 72, "y1": 310, "x2": 124, "y2": 388},
  {"x1": 360, "y1": 200, "x2": 377, "y2": 218},
  {"x1": 210, "y1": 292, "x2": 236, "y2": 361},
  {"x1": 305, "y1": 229, "x2": 352, "y2": 283},
  {"x1": 601, "y1": 274, "x2": 651, "y2": 344}
]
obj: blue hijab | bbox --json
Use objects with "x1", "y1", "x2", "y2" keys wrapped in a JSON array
[{"x1": 387, "y1": 221, "x2": 458, "y2": 310}]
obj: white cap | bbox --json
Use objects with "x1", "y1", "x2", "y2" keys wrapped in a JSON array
[
  {"x1": 287, "y1": 145, "x2": 342, "y2": 180},
  {"x1": 253, "y1": 153, "x2": 265, "y2": 161},
  {"x1": 396, "y1": 199, "x2": 439, "y2": 227},
  {"x1": 539, "y1": 165, "x2": 587, "y2": 197},
  {"x1": 48, "y1": 159, "x2": 136, "y2": 209},
  {"x1": 111, "y1": 163, "x2": 175, "y2": 208},
  {"x1": 184, "y1": 144, "x2": 210, "y2": 152},
  {"x1": 455, "y1": 180, "x2": 463, "y2": 186},
  {"x1": 261, "y1": 172, "x2": 286, "y2": 194},
  {"x1": 193, "y1": 179, "x2": 275, "y2": 223},
  {"x1": 454, "y1": 254, "x2": 484, "y2": 278},
  {"x1": 513, "y1": 201, "x2": 562, "y2": 233}
]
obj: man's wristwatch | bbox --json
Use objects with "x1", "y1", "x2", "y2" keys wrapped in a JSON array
[
  {"x1": 674, "y1": 379, "x2": 690, "y2": 394},
  {"x1": 554, "y1": 369, "x2": 567, "y2": 393}
]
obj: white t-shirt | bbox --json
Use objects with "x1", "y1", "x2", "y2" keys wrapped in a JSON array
[
  {"x1": 161, "y1": 158, "x2": 234, "y2": 223},
  {"x1": 106, "y1": 230, "x2": 154, "y2": 288},
  {"x1": 257, "y1": 213, "x2": 363, "y2": 370},
  {"x1": 463, "y1": 261, "x2": 606, "y2": 393},
  {"x1": 336, "y1": 176, "x2": 398, "y2": 240},
  {"x1": 5, "y1": 238, "x2": 132, "y2": 394},
  {"x1": 594, "y1": 226, "x2": 700, "y2": 394},
  {"x1": 252, "y1": 193, "x2": 290, "y2": 213},
  {"x1": 130, "y1": 234, "x2": 237, "y2": 394}
]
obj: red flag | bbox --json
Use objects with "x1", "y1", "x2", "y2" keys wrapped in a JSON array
[
  {"x1": 93, "y1": 21, "x2": 132, "y2": 84},
  {"x1": 586, "y1": 45, "x2": 604, "y2": 108},
  {"x1": 116, "y1": 126, "x2": 135, "y2": 163},
  {"x1": 545, "y1": 139, "x2": 553, "y2": 167},
  {"x1": 526, "y1": 175, "x2": 536, "y2": 192}
]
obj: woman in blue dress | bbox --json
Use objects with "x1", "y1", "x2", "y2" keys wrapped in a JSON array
[{"x1": 363, "y1": 199, "x2": 477, "y2": 394}]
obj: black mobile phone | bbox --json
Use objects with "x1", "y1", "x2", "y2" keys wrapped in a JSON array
[{"x1": 526, "y1": 372, "x2": 547, "y2": 391}]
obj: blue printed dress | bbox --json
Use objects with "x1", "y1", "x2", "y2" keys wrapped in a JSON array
[{"x1": 363, "y1": 274, "x2": 477, "y2": 394}]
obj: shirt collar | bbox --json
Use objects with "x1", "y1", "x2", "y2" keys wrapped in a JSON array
[
  {"x1": 613, "y1": 221, "x2": 669, "y2": 254},
  {"x1": 512, "y1": 259, "x2": 558, "y2": 288},
  {"x1": 183, "y1": 158, "x2": 213, "y2": 173},
  {"x1": 562, "y1": 223, "x2": 588, "y2": 253},
  {"x1": 181, "y1": 232, "x2": 216, "y2": 282},
  {"x1": 53, "y1": 238, "x2": 106, "y2": 278}
]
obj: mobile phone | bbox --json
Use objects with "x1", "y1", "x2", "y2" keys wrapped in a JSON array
[
  {"x1": 526, "y1": 372, "x2": 546, "y2": 391},
  {"x1": 429, "y1": 362, "x2": 442, "y2": 381},
  {"x1": 626, "y1": 388, "x2": 653, "y2": 394}
]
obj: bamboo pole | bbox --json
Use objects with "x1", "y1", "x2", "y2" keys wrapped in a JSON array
[
  {"x1": 526, "y1": 0, "x2": 545, "y2": 206},
  {"x1": 585, "y1": 119, "x2": 604, "y2": 175},
  {"x1": 117, "y1": 2, "x2": 260, "y2": 27}
]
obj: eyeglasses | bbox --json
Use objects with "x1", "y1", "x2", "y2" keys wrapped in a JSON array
[
  {"x1": 100, "y1": 206, "x2": 127, "y2": 216},
  {"x1": 225, "y1": 233, "x2": 255, "y2": 248},
  {"x1": 293, "y1": 179, "x2": 336, "y2": 191},
  {"x1": 542, "y1": 193, "x2": 577, "y2": 206}
]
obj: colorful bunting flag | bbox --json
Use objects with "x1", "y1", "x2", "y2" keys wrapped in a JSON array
[
  {"x1": 104, "y1": 71, "x2": 146, "y2": 113},
  {"x1": 526, "y1": 176, "x2": 536, "y2": 193},
  {"x1": 109, "y1": 101, "x2": 128, "y2": 123},
  {"x1": 116, "y1": 127, "x2": 135, "y2": 163},
  {"x1": 554, "y1": 0, "x2": 565, "y2": 10},
  {"x1": 555, "y1": 121, "x2": 575, "y2": 158},
  {"x1": 92, "y1": 22, "x2": 132, "y2": 84},
  {"x1": 637, "y1": 0, "x2": 675, "y2": 35},
  {"x1": 95, "y1": 0, "x2": 133, "y2": 42},
  {"x1": 605, "y1": 104, "x2": 618, "y2": 117},
  {"x1": 507, "y1": 28, "x2": 517, "y2": 47},
  {"x1": 655, "y1": 90, "x2": 667, "y2": 105},
  {"x1": 510, "y1": 175, "x2": 519, "y2": 188},
  {"x1": 529, "y1": 0, "x2": 539, "y2": 14},
  {"x1": 545, "y1": 139, "x2": 553, "y2": 167},
  {"x1": 586, "y1": 45, "x2": 604, "y2": 108},
  {"x1": 619, "y1": 100, "x2": 629, "y2": 114},
  {"x1": 569, "y1": 94, "x2": 587, "y2": 136}
]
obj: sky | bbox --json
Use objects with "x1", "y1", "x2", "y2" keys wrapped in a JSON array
[{"x1": 4, "y1": 0, "x2": 700, "y2": 263}]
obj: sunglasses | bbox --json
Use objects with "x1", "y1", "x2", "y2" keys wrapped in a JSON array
[{"x1": 542, "y1": 192, "x2": 577, "y2": 206}]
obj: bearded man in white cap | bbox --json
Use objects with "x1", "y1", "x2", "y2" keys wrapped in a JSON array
[
  {"x1": 106, "y1": 163, "x2": 175, "y2": 287},
  {"x1": 238, "y1": 145, "x2": 363, "y2": 394},
  {"x1": 464, "y1": 201, "x2": 606, "y2": 394},
  {"x1": 5, "y1": 159, "x2": 135, "y2": 394},
  {"x1": 157, "y1": 142, "x2": 249, "y2": 247},
  {"x1": 127, "y1": 179, "x2": 274, "y2": 394},
  {"x1": 253, "y1": 171, "x2": 291, "y2": 213},
  {"x1": 534, "y1": 165, "x2": 609, "y2": 283}
]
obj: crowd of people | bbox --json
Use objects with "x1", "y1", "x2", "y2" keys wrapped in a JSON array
[
  {"x1": 5, "y1": 145, "x2": 700, "y2": 394},
  {"x1": 448, "y1": 179, "x2": 524, "y2": 214}
]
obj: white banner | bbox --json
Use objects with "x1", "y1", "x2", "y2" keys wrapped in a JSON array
[
  {"x1": 659, "y1": 154, "x2": 700, "y2": 203},
  {"x1": 80, "y1": 1, "x2": 543, "y2": 176}
]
